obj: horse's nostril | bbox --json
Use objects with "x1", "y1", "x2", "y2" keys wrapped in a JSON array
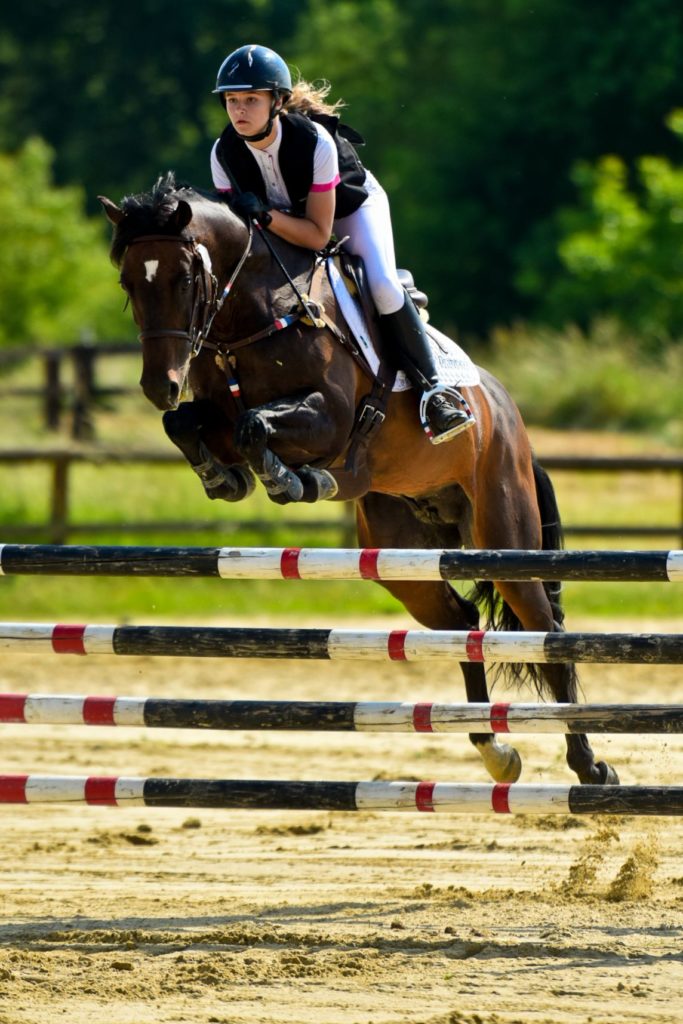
[{"x1": 168, "y1": 380, "x2": 180, "y2": 403}]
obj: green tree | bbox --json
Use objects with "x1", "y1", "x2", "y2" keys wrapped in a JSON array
[
  {"x1": 0, "y1": 138, "x2": 126, "y2": 346},
  {"x1": 0, "y1": 0, "x2": 303, "y2": 205},
  {"x1": 293, "y1": 0, "x2": 683, "y2": 334},
  {"x1": 2, "y1": 0, "x2": 683, "y2": 335},
  {"x1": 518, "y1": 112, "x2": 683, "y2": 348}
]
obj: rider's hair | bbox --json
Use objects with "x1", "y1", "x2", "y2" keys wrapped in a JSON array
[{"x1": 283, "y1": 78, "x2": 345, "y2": 116}]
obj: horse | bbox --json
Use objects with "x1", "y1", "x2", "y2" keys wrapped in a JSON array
[{"x1": 99, "y1": 172, "x2": 618, "y2": 788}]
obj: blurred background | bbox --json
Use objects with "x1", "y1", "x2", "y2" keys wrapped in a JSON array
[{"x1": 0, "y1": 0, "x2": 681, "y2": 620}]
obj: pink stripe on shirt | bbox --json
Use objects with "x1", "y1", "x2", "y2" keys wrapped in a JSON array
[{"x1": 310, "y1": 174, "x2": 340, "y2": 193}]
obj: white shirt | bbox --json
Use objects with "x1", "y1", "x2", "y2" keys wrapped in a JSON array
[{"x1": 210, "y1": 116, "x2": 341, "y2": 210}]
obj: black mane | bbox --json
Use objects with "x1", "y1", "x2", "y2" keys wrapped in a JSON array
[{"x1": 109, "y1": 172, "x2": 216, "y2": 265}]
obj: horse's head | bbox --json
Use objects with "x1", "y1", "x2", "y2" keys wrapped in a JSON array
[{"x1": 100, "y1": 174, "x2": 236, "y2": 410}]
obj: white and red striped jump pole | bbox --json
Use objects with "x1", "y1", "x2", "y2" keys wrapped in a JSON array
[
  {"x1": 0, "y1": 775, "x2": 681, "y2": 815},
  {"x1": 0, "y1": 545, "x2": 681, "y2": 582},
  {"x1": 0, "y1": 623, "x2": 679, "y2": 664},
  {"x1": 2, "y1": 694, "x2": 683, "y2": 734}
]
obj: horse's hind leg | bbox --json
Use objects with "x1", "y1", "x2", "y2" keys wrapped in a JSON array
[
  {"x1": 470, "y1": 460, "x2": 619, "y2": 785},
  {"x1": 356, "y1": 492, "x2": 522, "y2": 783},
  {"x1": 539, "y1": 662, "x2": 618, "y2": 784},
  {"x1": 489, "y1": 578, "x2": 618, "y2": 784}
]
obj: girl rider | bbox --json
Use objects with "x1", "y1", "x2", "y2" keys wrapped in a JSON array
[{"x1": 210, "y1": 44, "x2": 473, "y2": 443}]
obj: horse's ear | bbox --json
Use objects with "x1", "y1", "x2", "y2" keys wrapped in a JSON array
[
  {"x1": 168, "y1": 199, "x2": 193, "y2": 233},
  {"x1": 98, "y1": 196, "x2": 124, "y2": 225}
]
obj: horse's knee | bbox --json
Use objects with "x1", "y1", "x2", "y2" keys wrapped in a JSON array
[
  {"x1": 163, "y1": 404, "x2": 207, "y2": 468},
  {"x1": 163, "y1": 402, "x2": 201, "y2": 445},
  {"x1": 235, "y1": 410, "x2": 268, "y2": 458}
]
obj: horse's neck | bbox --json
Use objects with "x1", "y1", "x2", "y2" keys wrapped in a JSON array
[
  {"x1": 250, "y1": 232, "x2": 315, "y2": 308},
  {"x1": 213, "y1": 228, "x2": 315, "y2": 341}
]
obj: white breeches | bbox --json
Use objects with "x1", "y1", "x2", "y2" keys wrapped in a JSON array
[{"x1": 333, "y1": 173, "x2": 405, "y2": 315}]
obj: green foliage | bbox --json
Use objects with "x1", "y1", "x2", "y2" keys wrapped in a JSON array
[
  {"x1": 0, "y1": 138, "x2": 127, "y2": 345},
  {"x1": 0, "y1": 1, "x2": 304, "y2": 203},
  {"x1": 293, "y1": 0, "x2": 683, "y2": 333},
  {"x1": 2, "y1": 1, "x2": 683, "y2": 338},
  {"x1": 479, "y1": 319, "x2": 682, "y2": 443},
  {"x1": 518, "y1": 113, "x2": 683, "y2": 347}
]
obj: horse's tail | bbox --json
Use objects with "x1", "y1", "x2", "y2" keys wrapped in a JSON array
[
  {"x1": 533, "y1": 459, "x2": 566, "y2": 626},
  {"x1": 469, "y1": 457, "x2": 571, "y2": 694}
]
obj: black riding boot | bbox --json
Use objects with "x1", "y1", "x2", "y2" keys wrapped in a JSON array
[{"x1": 379, "y1": 293, "x2": 474, "y2": 443}]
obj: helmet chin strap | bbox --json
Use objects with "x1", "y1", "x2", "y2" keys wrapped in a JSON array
[{"x1": 235, "y1": 95, "x2": 282, "y2": 143}]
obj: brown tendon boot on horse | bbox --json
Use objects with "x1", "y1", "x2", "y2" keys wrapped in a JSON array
[{"x1": 379, "y1": 293, "x2": 475, "y2": 444}]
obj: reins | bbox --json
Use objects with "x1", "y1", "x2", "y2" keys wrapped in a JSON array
[{"x1": 250, "y1": 220, "x2": 325, "y2": 330}]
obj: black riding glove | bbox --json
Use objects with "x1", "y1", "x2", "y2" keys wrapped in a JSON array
[{"x1": 231, "y1": 192, "x2": 272, "y2": 227}]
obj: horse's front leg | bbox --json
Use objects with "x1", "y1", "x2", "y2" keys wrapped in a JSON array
[
  {"x1": 234, "y1": 392, "x2": 353, "y2": 504},
  {"x1": 162, "y1": 400, "x2": 256, "y2": 502}
]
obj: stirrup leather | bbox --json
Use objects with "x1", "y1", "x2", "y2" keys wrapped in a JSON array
[{"x1": 418, "y1": 385, "x2": 475, "y2": 445}]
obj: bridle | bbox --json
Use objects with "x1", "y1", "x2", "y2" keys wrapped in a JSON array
[
  {"x1": 126, "y1": 223, "x2": 254, "y2": 357},
  {"x1": 126, "y1": 216, "x2": 329, "y2": 360}
]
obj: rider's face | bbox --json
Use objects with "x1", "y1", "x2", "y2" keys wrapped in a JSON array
[{"x1": 224, "y1": 90, "x2": 275, "y2": 136}]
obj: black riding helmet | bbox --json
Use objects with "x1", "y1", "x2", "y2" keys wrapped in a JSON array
[{"x1": 213, "y1": 45, "x2": 292, "y2": 141}]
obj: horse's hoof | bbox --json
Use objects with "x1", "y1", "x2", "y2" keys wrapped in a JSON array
[
  {"x1": 476, "y1": 740, "x2": 522, "y2": 783},
  {"x1": 268, "y1": 490, "x2": 295, "y2": 506},
  {"x1": 262, "y1": 469, "x2": 304, "y2": 503},
  {"x1": 595, "y1": 760, "x2": 620, "y2": 786},
  {"x1": 205, "y1": 466, "x2": 255, "y2": 502},
  {"x1": 298, "y1": 467, "x2": 339, "y2": 502},
  {"x1": 495, "y1": 746, "x2": 523, "y2": 783}
]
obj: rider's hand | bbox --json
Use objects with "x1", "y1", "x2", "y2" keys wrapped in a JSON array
[{"x1": 231, "y1": 192, "x2": 272, "y2": 227}]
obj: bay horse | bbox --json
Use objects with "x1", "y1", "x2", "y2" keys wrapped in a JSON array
[{"x1": 100, "y1": 173, "x2": 618, "y2": 787}]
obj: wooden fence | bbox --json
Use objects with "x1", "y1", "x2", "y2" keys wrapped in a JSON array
[
  {"x1": 0, "y1": 448, "x2": 680, "y2": 545},
  {"x1": 0, "y1": 342, "x2": 138, "y2": 440}
]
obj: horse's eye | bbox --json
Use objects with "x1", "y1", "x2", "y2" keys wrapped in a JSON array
[{"x1": 180, "y1": 275, "x2": 193, "y2": 290}]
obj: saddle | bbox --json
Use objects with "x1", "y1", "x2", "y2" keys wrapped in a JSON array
[
  {"x1": 336, "y1": 251, "x2": 429, "y2": 349},
  {"x1": 303, "y1": 251, "x2": 440, "y2": 471}
]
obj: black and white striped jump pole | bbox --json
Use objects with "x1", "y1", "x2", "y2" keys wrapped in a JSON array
[
  {"x1": 0, "y1": 623, "x2": 680, "y2": 663},
  {"x1": 3, "y1": 694, "x2": 683, "y2": 733},
  {"x1": 1, "y1": 776, "x2": 683, "y2": 815},
  {"x1": 0, "y1": 545, "x2": 681, "y2": 582}
]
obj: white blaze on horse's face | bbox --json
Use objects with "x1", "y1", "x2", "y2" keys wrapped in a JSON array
[
  {"x1": 144, "y1": 259, "x2": 159, "y2": 283},
  {"x1": 196, "y1": 244, "x2": 213, "y2": 274}
]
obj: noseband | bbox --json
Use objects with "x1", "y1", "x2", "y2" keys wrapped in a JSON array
[{"x1": 127, "y1": 226, "x2": 253, "y2": 356}]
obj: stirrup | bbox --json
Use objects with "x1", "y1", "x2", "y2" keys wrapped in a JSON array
[{"x1": 418, "y1": 385, "x2": 475, "y2": 445}]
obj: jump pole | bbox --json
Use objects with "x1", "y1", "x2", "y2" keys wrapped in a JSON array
[
  {"x1": 0, "y1": 544, "x2": 682, "y2": 582},
  {"x1": 0, "y1": 623, "x2": 680, "y2": 664},
  {"x1": 1, "y1": 776, "x2": 682, "y2": 815},
  {"x1": 3, "y1": 694, "x2": 683, "y2": 733}
]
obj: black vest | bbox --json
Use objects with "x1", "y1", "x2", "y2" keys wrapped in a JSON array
[{"x1": 214, "y1": 110, "x2": 368, "y2": 219}]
